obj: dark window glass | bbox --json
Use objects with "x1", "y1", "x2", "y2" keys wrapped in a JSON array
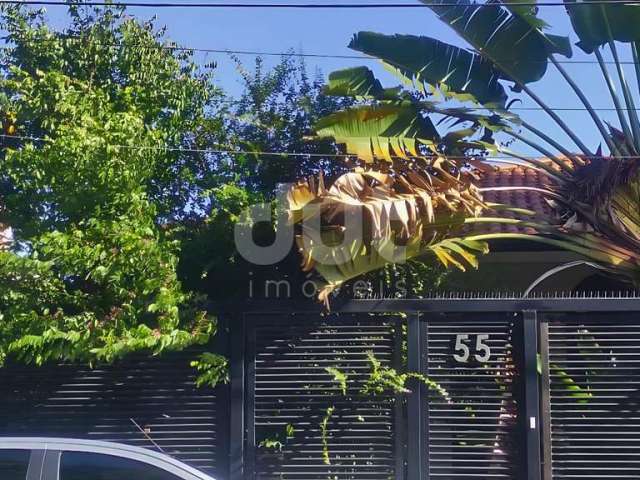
[
  {"x1": 0, "y1": 449, "x2": 30, "y2": 480},
  {"x1": 60, "y1": 452, "x2": 184, "y2": 480}
]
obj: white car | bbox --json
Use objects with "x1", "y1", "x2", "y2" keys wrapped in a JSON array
[{"x1": 0, "y1": 437, "x2": 217, "y2": 480}]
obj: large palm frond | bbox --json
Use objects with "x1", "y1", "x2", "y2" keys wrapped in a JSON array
[
  {"x1": 314, "y1": 104, "x2": 440, "y2": 163},
  {"x1": 286, "y1": 159, "x2": 489, "y2": 304}
]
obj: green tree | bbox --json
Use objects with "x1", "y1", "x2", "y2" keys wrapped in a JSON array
[
  {"x1": 178, "y1": 55, "x2": 357, "y2": 302},
  {"x1": 228, "y1": 55, "x2": 354, "y2": 192},
  {"x1": 290, "y1": 0, "x2": 640, "y2": 296},
  {"x1": 0, "y1": 4, "x2": 225, "y2": 368}
]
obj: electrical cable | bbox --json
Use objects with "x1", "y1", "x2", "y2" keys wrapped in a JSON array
[
  {"x1": 3, "y1": 37, "x2": 640, "y2": 66},
  {"x1": 0, "y1": 132, "x2": 635, "y2": 160}
]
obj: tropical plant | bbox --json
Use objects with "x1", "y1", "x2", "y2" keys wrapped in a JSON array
[
  {"x1": 177, "y1": 54, "x2": 451, "y2": 303},
  {"x1": 289, "y1": 0, "x2": 640, "y2": 297}
]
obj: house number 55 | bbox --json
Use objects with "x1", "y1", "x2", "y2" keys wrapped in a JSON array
[{"x1": 453, "y1": 334, "x2": 491, "y2": 363}]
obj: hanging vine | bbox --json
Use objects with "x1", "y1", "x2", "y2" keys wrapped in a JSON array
[
  {"x1": 361, "y1": 351, "x2": 451, "y2": 402},
  {"x1": 316, "y1": 351, "x2": 451, "y2": 465},
  {"x1": 320, "y1": 406, "x2": 336, "y2": 465}
]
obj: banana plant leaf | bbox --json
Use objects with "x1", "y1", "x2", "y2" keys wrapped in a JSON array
[
  {"x1": 506, "y1": 0, "x2": 550, "y2": 30},
  {"x1": 419, "y1": 0, "x2": 572, "y2": 86},
  {"x1": 314, "y1": 104, "x2": 440, "y2": 163},
  {"x1": 349, "y1": 32, "x2": 508, "y2": 107},
  {"x1": 565, "y1": 0, "x2": 640, "y2": 53},
  {"x1": 323, "y1": 66, "x2": 402, "y2": 100}
]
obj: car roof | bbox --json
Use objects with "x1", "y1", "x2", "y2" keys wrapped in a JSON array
[{"x1": 0, "y1": 437, "x2": 216, "y2": 480}]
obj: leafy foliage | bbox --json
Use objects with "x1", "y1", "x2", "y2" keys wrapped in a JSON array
[
  {"x1": 325, "y1": 366, "x2": 349, "y2": 395},
  {"x1": 349, "y1": 32, "x2": 508, "y2": 106},
  {"x1": 320, "y1": 406, "x2": 335, "y2": 465},
  {"x1": 566, "y1": 2, "x2": 640, "y2": 53},
  {"x1": 191, "y1": 352, "x2": 230, "y2": 388},
  {"x1": 307, "y1": 351, "x2": 450, "y2": 464},
  {"x1": 314, "y1": 103, "x2": 439, "y2": 163},
  {"x1": 226, "y1": 55, "x2": 354, "y2": 193},
  {"x1": 177, "y1": 55, "x2": 355, "y2": 302},
  {"x1": 419, "y1": 0, "x2": 572, "y2": 85},
  {"x1": 0, "y1": 5, "x2": 222, "y2": 368},
  {"x1": 323, "y1": 66, "x2": 390, "y2": 100},
  {"x1": 362, "y1": 351, "x2": 450, "y2": 401}
]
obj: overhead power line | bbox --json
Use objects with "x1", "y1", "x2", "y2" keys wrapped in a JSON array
[
  {"x1": 503, "y1": 107, "x2": 640, "y2": 111},
  {"x1": 2, "y1": 36, "x2": 640, "y2": 111},
  {"x1": 5, "y1": 36, "x2": 640, "y2": 66},
  {"x1": 0, "y1": 132, "x2": 635, "y2": 161},
  {"x1": 155, "y1": 47, "x2": 640, "y2": 66},
  {"x1": 4, "y1": 0, "x2": 640, "y2": 8}
]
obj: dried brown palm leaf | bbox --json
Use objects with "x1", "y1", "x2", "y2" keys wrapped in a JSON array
[{"x1": 287, "y1": 157, "x2": 489, "y2": 305}]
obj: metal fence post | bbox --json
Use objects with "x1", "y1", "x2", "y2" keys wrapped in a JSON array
[
  {"x1": 523, "y1": 310, "x2": 542, "y2": 480},
  {"x1": 229, "y1": 314, "x2": 246, "y2": 480},
  {"x1": 539, "y1": 318, "x2": 553, "y2": 480},
  {"x1": 214, "y1": 314, "x2": 231, "y2": 478},
  {"x1": 407, "y1": 313, "x2": 427, "y2": 480},
  {"x1": 393, "y1": 318, "x2": 407, "y2": 480},
  {"x1": 244, "y1": 317, "x2": 256, "y2": 480}
]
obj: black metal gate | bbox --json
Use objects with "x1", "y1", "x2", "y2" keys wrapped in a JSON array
[
  {"x1": 405, "y1": 311, "x2": 535, "y2": 480},
  {"x1": 421, "y1": 314, "x2": 526, "y2": 480},
  {"x1": 541, "y1": 312, "x2": 640, "y2": 480},
  {"x1": 237, "y1": 297, "x2": 640, "y2": 480},
  {"x1": 237, "y1": 313, "x2": 404, "y2": 480}
]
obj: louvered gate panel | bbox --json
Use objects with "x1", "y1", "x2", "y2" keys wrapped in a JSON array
[
  {"x1": 425, "y1": 315, "x2": 524, "y2": 479},
  {"x1": 548, "y1": 316, "x2": 640, "y2": 480},
  {"x1": 0, "y1": 348, "x2": 224, "y2": 476},
  {"x1": 249, "y1": 315, "x2": 402, "y2": 480}
]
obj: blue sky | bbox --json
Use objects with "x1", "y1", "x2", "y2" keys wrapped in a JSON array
[{"x1": 43, "y1": 2, "x2": 640, "y2": 157}]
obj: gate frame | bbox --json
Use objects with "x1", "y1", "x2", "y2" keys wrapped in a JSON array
[{"x1": 231, "y1": 296, "x2": 640, "y2": 480}]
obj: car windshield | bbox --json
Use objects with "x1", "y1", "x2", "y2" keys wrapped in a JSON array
[{"x1": 60, "y1": 451, "x2": 187, "y2": 480}]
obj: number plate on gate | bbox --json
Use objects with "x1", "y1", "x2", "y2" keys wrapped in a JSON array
[{"x1": 452, "y1": 333, "x2": 492, "y2": 363}]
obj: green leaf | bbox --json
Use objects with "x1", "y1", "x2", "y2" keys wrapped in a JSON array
[
  {"x1": 324, "y1": 66, "x2": 400, "y2": 100},
  {"x1": 546, "y1": 34, "x2": 574, "y2": 59},
  {"x1": 312, "y1": 234, "x2": 486, "y2": 303},
  {"x1": 565, "y1": 1, "x2": 640, "y2": 53},
  {"x1": 349, "y1": 32, "x2": 508, "y2": 107},
  {"x1": 419, "y1": 0, "x2": 572, "y2": 85},
  {"x1": 326, "y1": 366, "x2": 349, "y2": 395},
  {"x1": 314, "y1": 104, "x2": 439, "y2": 162},
  {"x1": 320, "y1": 406, "x2": 335, "y2": 465},
  {"x1": 551, "y1": 364, "x2": 593, "y2": 403},
  {"x1": 506, "y1": 0, "x2": 550, "y2": 30},
  {"x1": 285, "y1": 424, "x2": 295, "y2": 439}
]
